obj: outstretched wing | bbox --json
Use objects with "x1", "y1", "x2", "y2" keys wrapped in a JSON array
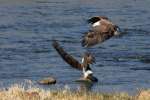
[
  {"x1": 82, "y1": 31, "x2": 105, "y2": 47},
  {"x1": 88, "y1": 16, "x2": 109, "y2": 24},
  {"x1": 52, "y1": 40, "x2": 82, "y2": 70},
  {"x1": 82, "y1": 29, "x2": 115, "y2": 47},
  {"x1": 82, "y1": 20, "x2": 116, "y2": 47}
]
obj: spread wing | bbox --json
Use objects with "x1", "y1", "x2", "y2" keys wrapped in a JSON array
[
  {"x1": 82, "y1": 31, "x2": 102, "y2": 47},
  {"x1": 52, "y1": 40, "x2": 82, "y2": 70},
  {"x1": 82, "y1": 20, "x2": 116, "y2": 47},
  {"x1": 82, "y1": 27, "x2": 114, "y2": 47},
  {"x1": 88, "y1": 16, "x2": 109, "y2": 24},
  {"x1": 92, "y1": 18, "x2": 114, "y2": 32}
]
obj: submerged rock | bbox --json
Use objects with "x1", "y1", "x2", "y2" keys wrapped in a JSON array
[
  {"x1": 76, "y1": 78, "x2": 91, "y2": 82},
  {"x1": 75, "y1": 75, "x2": 98, "y2": 83},
  {"x1": 38, "y1": 77, "x2": 56, "y2": 85}
]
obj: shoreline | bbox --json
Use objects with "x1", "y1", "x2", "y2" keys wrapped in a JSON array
[{"x1": 0, "y1": 84, "x2": 150, "y2": 100}]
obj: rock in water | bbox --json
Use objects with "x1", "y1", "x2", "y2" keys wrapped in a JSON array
[
  {"x1": 38, "y1": 77, "x2": 56, "y2": 85},
  {"x1": 75, "y1": 75, "x2": 98, "y2": 83},
  {"x1": 75, "y1": 77, "x2": 92, "y2": 83}
]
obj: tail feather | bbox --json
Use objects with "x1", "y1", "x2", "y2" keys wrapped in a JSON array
[{"x1": 52, "y1": 40, "x2": 82, "y2": 70}]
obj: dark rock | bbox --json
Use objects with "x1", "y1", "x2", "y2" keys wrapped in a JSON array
[
  {"x1": 38, "y1": 77, "x2": 56, "y2": 85},
  {"x1": 75, "y1": 78, "x2": 92, "y2": 83},
  {"x1": 75, "y1": 75, "x2": 98, "y2": 83}
]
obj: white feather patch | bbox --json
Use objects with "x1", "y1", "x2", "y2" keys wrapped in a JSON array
[
  {"x1": 84, "y1": 70, "x2": 93, "y2": 78},
  {"x1": 81, "y1": 58, "x2": 84, "y2": 63},
  {"x1": 92, "y1": 21, "x2": 101, "y2": 27}
]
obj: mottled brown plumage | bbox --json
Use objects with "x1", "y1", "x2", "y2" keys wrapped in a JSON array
[
  {"x1": 52, "y1": 40, "x2": 98, "y2": 82},
  {"x1": 82, "y1": 16, "x2": 120, "y2": 47},
  {"x1": 52, "y1": 40, "x2": 95, "y2": 71}
]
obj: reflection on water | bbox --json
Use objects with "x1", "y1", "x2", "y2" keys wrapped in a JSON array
[
  {"x1": 77, "y1": 82, "x2": 93, "y2": 92},
  {"x1": 0, "y1": 0, "x2": 150, "y2": 94}
]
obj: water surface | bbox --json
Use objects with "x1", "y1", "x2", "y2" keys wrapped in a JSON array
[{"x1": 0, "y1": 0, "x2": 150, "y2": 94}]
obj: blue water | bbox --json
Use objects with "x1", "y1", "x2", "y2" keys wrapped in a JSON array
[{"x1": 0, "y1": 0, "x2": 150, "y2": 93}]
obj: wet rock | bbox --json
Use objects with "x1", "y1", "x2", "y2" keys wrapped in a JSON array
[
  {"x1": 38, "y1": 77, "x2": 56, "y2": 85},
  {"x1": 76, "y1": 78, "x2": 92, "y2": 83},
  {"x1": 76, "y1": 76, "x2": 98, "y2": 83},
  {"x1": 75, "y1": 75, "x2": 98, "y2": 83}
]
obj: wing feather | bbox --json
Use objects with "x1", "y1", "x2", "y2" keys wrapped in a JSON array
[
  {"x1": 82, "y1": 31, "x2": 102, "y2": 47},
  {"x1": 52, "y1": 40, "x2": 82, "y2": 70}
]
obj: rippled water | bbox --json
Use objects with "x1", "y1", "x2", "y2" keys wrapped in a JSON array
[{"x1": 0, "y1": 0, "x2": 150, "y2": 93}]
